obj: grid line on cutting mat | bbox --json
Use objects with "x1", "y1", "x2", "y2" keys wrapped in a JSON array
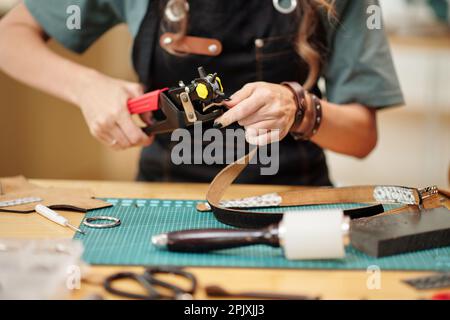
[{"x1": 73, "y1": 199, "x2": 450, "y2": 271}]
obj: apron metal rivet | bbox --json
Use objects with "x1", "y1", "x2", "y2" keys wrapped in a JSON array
[
  {"x1": 273, "y1": 0, "x2": 298, "y2": 14},
  {"x1": 255, "y1": 39, "x2": 264, "y2": 48},
  {"x1": 163, "y1": 37, "x2": 173, "y2": 45},
  {"x1": 208, "y1": 44, "x2": 218, "y2": 53}
]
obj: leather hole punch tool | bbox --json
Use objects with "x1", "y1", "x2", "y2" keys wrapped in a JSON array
[{"x1": 127, "y1": 66, "x2": 228, "y2": 135}]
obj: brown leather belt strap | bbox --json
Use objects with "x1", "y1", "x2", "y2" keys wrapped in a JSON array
[
  {"x1": 199, "y1": 148, "x2": 448, "y2": 228},
  {"x1": 160, "y1": 33, "x2": 223, "y2": 56}
]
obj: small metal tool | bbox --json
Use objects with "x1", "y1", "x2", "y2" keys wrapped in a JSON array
[
  {"x1": 35, "y1": 204, "x2": 85, "y2": 235},
  {"x1": 0, "y1": 197, "x2": 42, "y2": 208}
]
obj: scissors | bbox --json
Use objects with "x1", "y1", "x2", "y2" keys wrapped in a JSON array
[{"x1": 103, "y1": 267, "x2": 197, "y2": 300}]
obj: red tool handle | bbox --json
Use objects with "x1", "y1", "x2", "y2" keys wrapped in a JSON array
[
  {"x1": 127, "y1": 88, "x2": 168, "y2": 115},
  {"x1": 432, "y1": 292, "x2": 450, "y2": 300}
]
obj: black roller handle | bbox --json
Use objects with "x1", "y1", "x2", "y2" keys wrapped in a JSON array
[{"x1": 152, "y1": 225, "x2": 280, "y2": 253}]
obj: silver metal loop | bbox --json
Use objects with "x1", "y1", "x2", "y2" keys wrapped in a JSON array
[
  {"x1": 165, "y1": 0, "x2": 190, "y2": 22},
  {"x1": 273, "y1": 0, "x2": 298, "y2": 15},
  {"x1": 83, "y1": 216, "x2": 121, "y2": 229}
]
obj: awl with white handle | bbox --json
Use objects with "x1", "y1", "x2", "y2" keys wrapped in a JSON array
[{"x1": 35, "y1": 204, "x2": 86, "y2": 235}]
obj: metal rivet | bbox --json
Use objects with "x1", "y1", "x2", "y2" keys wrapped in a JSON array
[
  {"x1": 255, "y1": 39, "x2": 264, "y2": 48},
  {"x1": 163, "y1": 37, "x2": 173, "y2": 45},
  {"x1": 273, "y1": 0, "x2": 298, "y2": 15},
  {"x1": 208, "y1": 44, "x2": 218, "y2": 53}
]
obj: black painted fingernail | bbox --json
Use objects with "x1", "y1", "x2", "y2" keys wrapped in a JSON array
[{"x1": 213, "y1": 122, "x2": 223, "y2": 129}]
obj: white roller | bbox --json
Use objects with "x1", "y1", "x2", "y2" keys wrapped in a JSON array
[{"x1": 279, "y1": 210, "x2": 346, "y2": 260}]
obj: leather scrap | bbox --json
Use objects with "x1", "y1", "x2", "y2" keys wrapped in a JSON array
[
  {"x1": 199, "y1": 149, "x2": 450, "y2": 228},
  {"x1": 0, "y1": 176, "x2": 112, "y2": 214}
]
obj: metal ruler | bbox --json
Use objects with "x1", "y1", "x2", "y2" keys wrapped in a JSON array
[{"x1": 0, "y1": 197, "x2": 42, "y2": 208}]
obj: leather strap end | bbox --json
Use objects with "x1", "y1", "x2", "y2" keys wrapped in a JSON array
[
  {"x1": 160, "y1": 33, "x2": 223, "y2": 56},
  {"x1": 281, "y1": 82, "x2": 306, "y2": 105},
  {"x1": 196, "y1": 202, "x2": 212, "y2": 212},
  {"x1": 281, "y1": 82, "x2": 306, "y2": 122}
]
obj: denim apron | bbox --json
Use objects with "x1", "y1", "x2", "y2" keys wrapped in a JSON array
[{"x1": 132, "y1": 0, "x2": 332, "y2": 186}]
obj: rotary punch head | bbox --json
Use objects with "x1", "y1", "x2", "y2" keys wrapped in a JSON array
[{"x1": 128, "y1": 67, "x2": 229, "y2": 135}]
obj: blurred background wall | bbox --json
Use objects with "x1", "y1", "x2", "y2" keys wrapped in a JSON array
[
  {"x1": 0, "y1": 0, "x2": 449, "y2": 187},
  {"x1": 328, "y1": 0, "x2": 450, "y2": 188}
]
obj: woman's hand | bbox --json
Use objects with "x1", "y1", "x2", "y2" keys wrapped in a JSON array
[
  {"x1": 0, "y1": 4, "x2": 153, "y2": 150},
  {"x1": 75, "y1": 71, "x2": 154, "y2": 150},
  {"x1": 215, "y1": 82, "x2": 297, "y2": 146}
]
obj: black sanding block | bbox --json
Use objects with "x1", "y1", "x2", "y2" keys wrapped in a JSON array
[{"x1": 350, "y1": 207, "x2": 450, "y2": 258}]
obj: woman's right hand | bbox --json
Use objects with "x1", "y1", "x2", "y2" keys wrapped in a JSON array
[
  {"x1": 0, "y1": 4, "x2": 153, "y2": 150},
  {"x1": 75, "y1": 71, "x2": 154, "y2": 150}
]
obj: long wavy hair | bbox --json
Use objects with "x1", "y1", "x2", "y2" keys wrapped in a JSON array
[{"x1": 163, "y1": 0, "x2": 335, "y2": 90}]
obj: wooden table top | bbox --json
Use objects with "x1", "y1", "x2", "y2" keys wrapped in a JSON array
[{"x1": 0, "y1": 179, "x2": 441, "y2": 300}]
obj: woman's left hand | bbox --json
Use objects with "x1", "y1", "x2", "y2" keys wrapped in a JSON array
[{"x1": 215, "y1": 82, "x2": 297, "y2": 146}]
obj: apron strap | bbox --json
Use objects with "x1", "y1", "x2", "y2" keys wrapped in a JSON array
[{"x1": 132, "y1": 0, "x2": 162, "y2": 89}]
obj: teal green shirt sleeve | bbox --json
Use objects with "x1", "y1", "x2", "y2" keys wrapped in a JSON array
[
  {"x1": 24, "y1": 0, "x2": 125, "y2": 53},
  {"x1": 323, "y1": 0, "x2": 405, "y2": 108}
]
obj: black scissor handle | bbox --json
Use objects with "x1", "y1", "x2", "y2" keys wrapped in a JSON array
[
  {"x1": 145, "y1": 267, "x2": 198, "y2": 296},
  {"x1": 103, "y1": 272, "x2": 160, "y2": 300},
  {"x1": 103, "y1": 268, "x2": 197, "y2": 300}
]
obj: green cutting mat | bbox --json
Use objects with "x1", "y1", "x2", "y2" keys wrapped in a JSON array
[{"x1": 74, "y1": 198, "x2": 450, "y2": 271}]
